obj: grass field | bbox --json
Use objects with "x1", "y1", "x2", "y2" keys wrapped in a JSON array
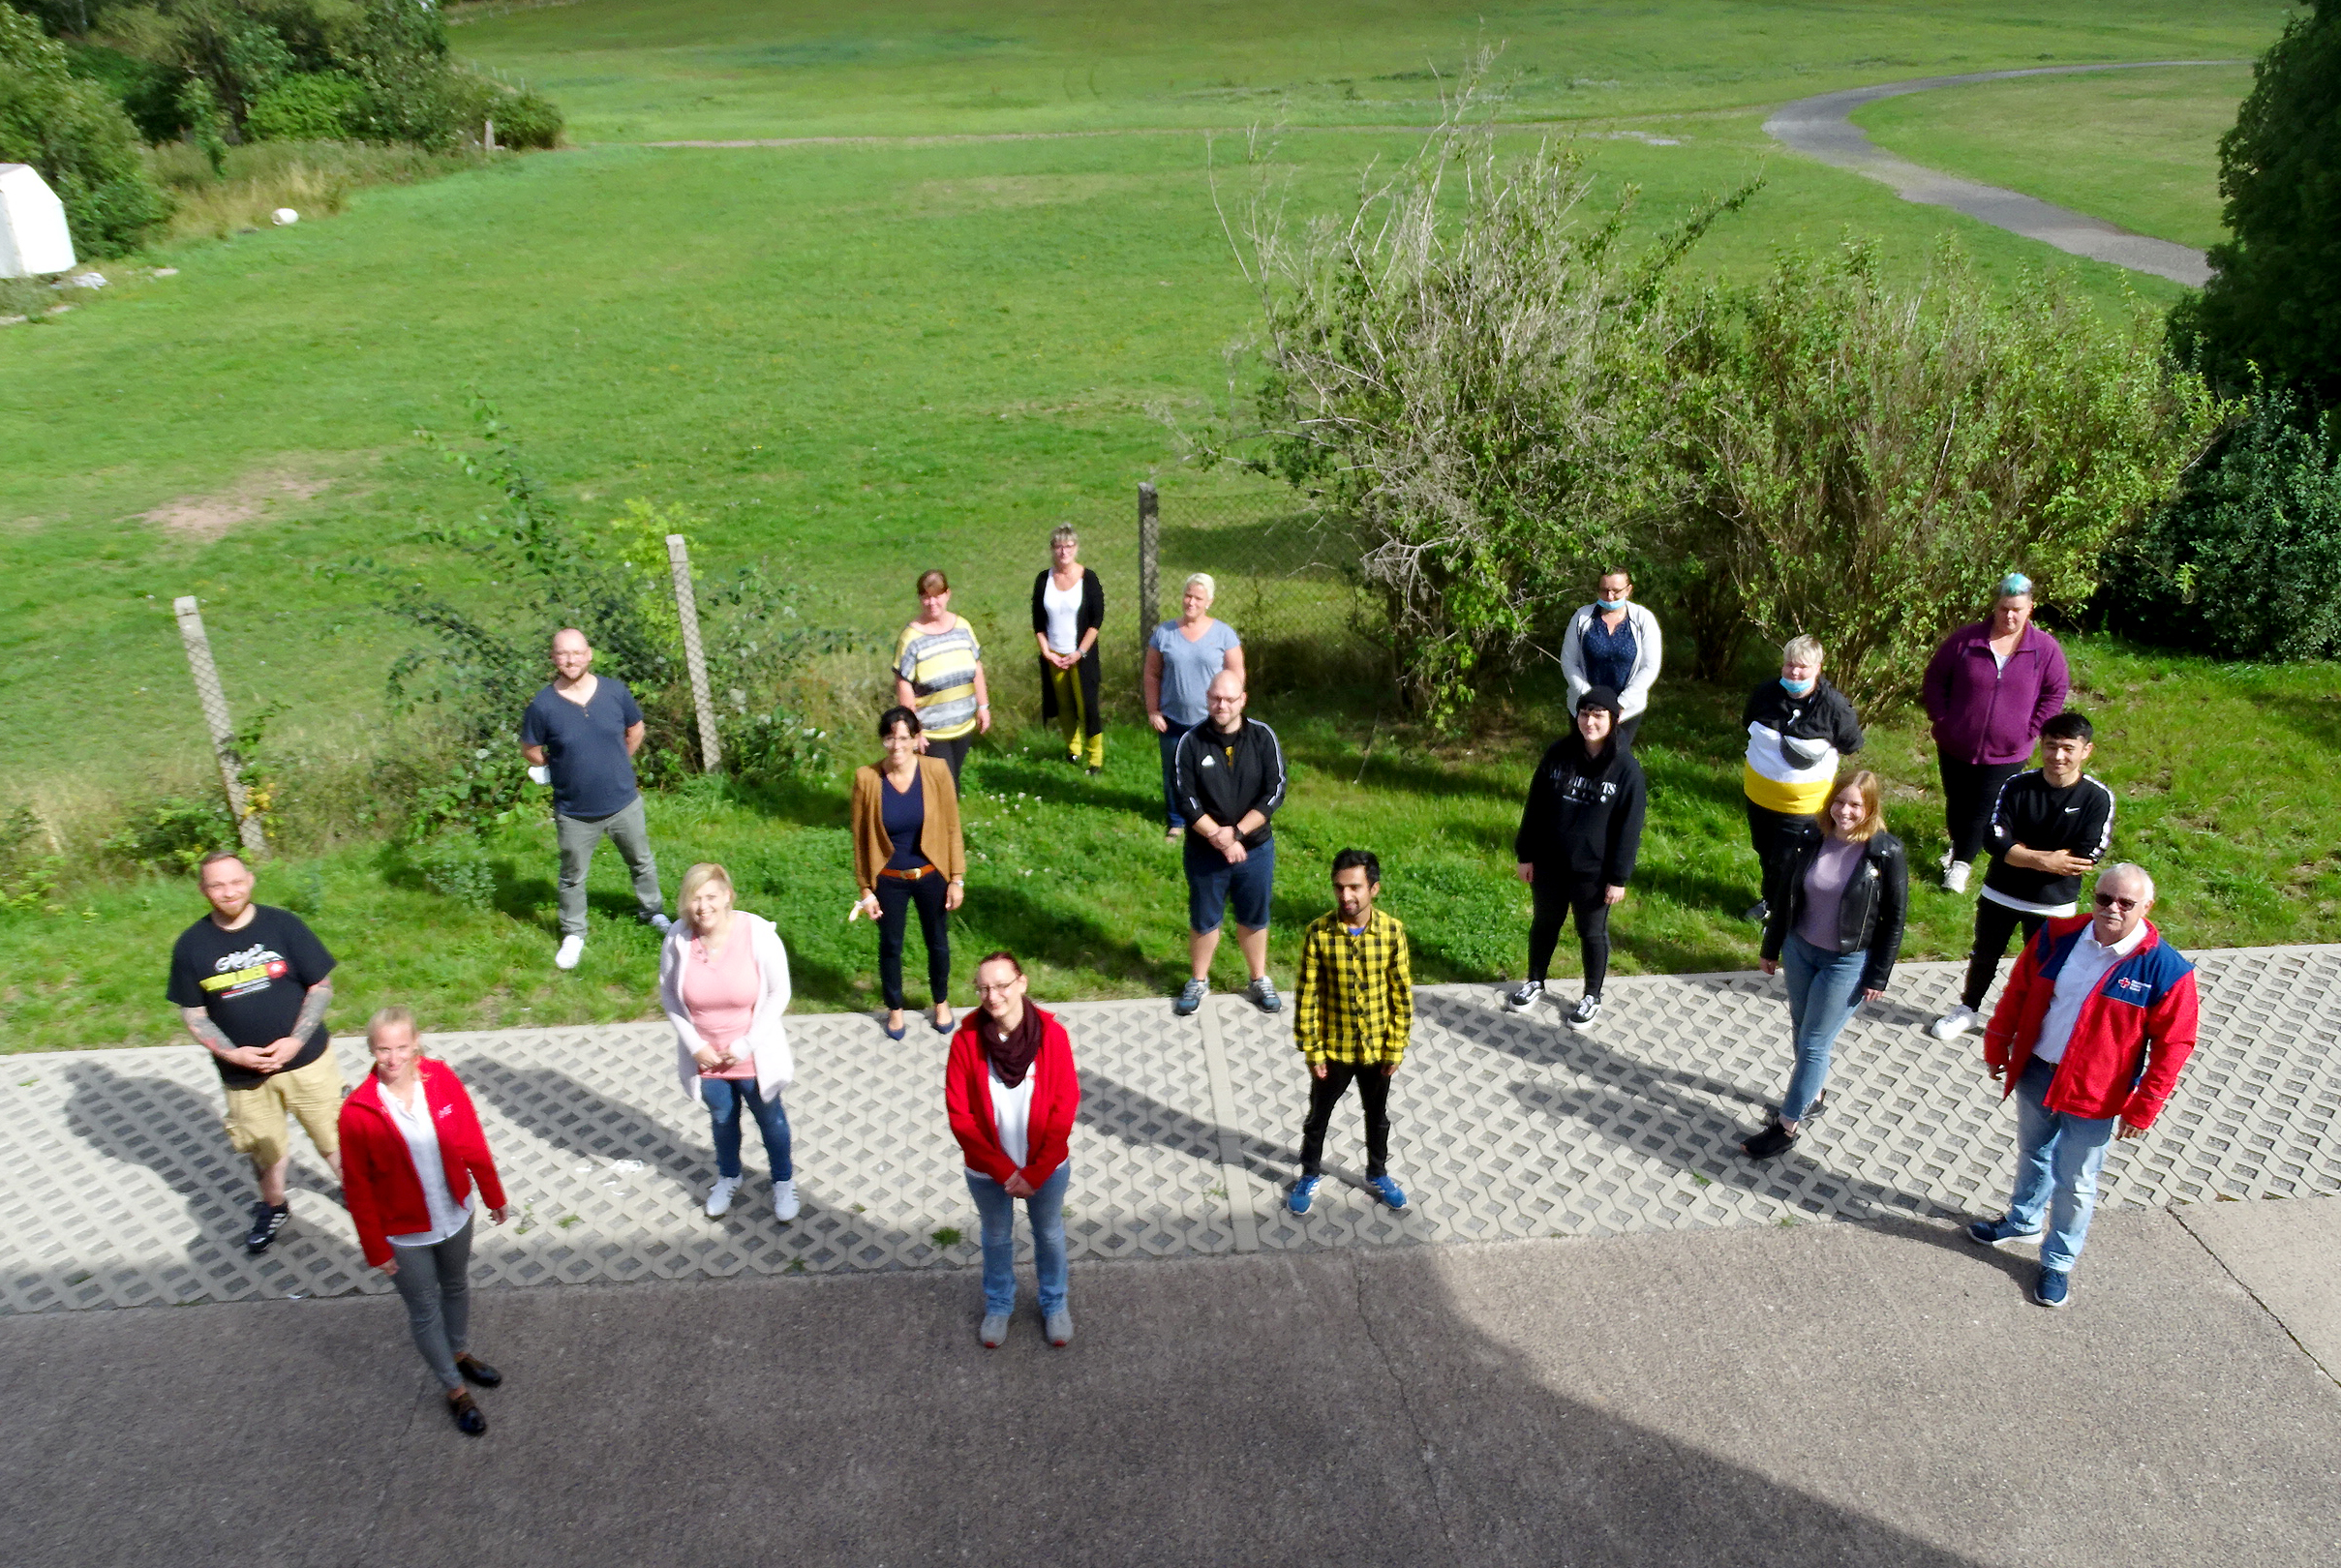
[
  {"x1": 444, "y1": 0, "x2": 2288, "y2": 143},
  {"x1": 0, "y1": 0, "x2": 2323, "y2": 1048},
  {"x1": 1855, "y1": 62, "x2": 2256, "y2": 250}
]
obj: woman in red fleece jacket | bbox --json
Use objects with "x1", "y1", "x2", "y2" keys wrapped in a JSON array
[
  {"x1": 946, "y1": 950, "x2": 1079, "y2": 1350},
  {"x1": 339, "y1": 1006, "x2": 510, "y2": 1435}
]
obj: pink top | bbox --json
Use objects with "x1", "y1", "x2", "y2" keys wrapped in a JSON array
[{"x1": 682, "y1": 922, "x2": 759, "y2": 1077}]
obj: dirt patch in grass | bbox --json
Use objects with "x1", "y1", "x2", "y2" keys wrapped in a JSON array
[{"x1": 140, "y1": 456, "x2": 361, "y2": 542}]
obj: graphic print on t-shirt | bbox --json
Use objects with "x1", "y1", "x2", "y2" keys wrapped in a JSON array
[
  {"x1": 199, "y1": 942, "x2": 296, "y2": 1003},
  {"x1": 167, "y1": 905, "x2": 338, "y2": 1088}
]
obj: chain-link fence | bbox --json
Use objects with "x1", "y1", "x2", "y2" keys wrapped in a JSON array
[{"x1": 1135, "y1": 483, "x2": 1386, "y2": 693}]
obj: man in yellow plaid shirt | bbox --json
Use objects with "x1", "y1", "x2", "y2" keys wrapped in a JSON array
[{"x1": 1290, "y1": 849, "x2": 1413, "y2": 1215}]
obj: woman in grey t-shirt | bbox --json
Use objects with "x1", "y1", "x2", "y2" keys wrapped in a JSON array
[{"x1": 1142, "y1": 573, "x2": 1244, "y2": 842}]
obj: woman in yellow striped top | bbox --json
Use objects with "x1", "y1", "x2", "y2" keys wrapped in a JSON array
[
  {"x1": 1740, "y1": 635, "x2": 1864, "y2": 924},
  {"x1": 893, "y1": 569, "x2": 990, "y2": 788}
]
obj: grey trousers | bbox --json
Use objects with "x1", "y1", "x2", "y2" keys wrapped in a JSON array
[
  {"x1": 555, "y1": 796, "x2": 663, "y2": 937},
  {"x1": 388, "y1": 1215, "x2": 474, "y2": 1393}
]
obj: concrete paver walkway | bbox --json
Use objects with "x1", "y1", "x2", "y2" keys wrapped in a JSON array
[
  {"x1": 1762, "y1": 63, "x2": 2235, "y2": 286},
  {"x1": 6, "y1": 949, "x2": 2335, "y2": 1314}
]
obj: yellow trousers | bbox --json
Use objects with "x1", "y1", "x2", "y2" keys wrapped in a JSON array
[{"x1": 1050, "y1": 665, "x2": 1104, "y2": 768}]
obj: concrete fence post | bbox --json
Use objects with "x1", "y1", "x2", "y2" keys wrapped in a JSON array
[
  {"x1": 1137, "y1": 480, "x2": 1160, "y2": 662},
  {"x1": 665, "y1": 533, "x2": 723, "y2": 772},
  {"x1": 172, "y1": 595, "x2": 266, "y2": 855}
]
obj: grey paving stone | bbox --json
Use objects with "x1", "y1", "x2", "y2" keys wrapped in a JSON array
[{"x1": 5, "y1": 948, "x2": 2335, "y2": 1313}]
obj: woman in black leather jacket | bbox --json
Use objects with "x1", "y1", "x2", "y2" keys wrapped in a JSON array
[{"x1": 1742, "y1": 769, "x2": 1907, "y2": 1161}]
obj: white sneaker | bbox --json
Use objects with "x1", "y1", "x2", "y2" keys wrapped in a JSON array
[
  {"x1": 705, "y1": 1175, "x2": 742, "y2": 1217},
  {"x1": 1943, "y1": 860, "x2": 1972, "y2": 894},
  {"x1": 648, "y1": 913, "x2": 675, "y2": 935},
  {"x1": 554, "y1": 935, "x2": 585, "y2": 970},
  {"x1": 1929, "y1": 1004, "x2": 1982, "y2": 1040},
  {"x1": 773, "y1": 1178, "x2": 799, "y2": 1221}
]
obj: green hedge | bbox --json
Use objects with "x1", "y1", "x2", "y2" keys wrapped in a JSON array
[{"x1": 0, "y1": 7, "x2": 169, "y2": 257}]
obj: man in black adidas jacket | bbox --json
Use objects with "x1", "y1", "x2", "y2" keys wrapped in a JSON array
[
  {"x1": 1172, "y1": 670, "x2": 1290, "y2": 1017},
  {"x1": 1506, "y1": 686, "x2": 1648, "y2": 1027},
  {"x1": 1930, "y1": 710, "x2": 2115, "y2": 1040}
]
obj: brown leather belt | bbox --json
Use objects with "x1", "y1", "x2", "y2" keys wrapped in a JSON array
[{"x1": 876, "y1": 864, "x2": 937, "y2": 881}]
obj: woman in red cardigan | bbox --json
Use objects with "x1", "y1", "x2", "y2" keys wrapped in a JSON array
[
  {"x1": 946, "y1": 951, "x2": 1080, "y2": 1350},
  {"x1": 339, "y1": 1006, "x2": 510, "y2": 1435}
]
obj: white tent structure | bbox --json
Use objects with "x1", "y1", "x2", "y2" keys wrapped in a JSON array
[{"x1": 0, "y1": 164, "x2": 76, "y2": 279}]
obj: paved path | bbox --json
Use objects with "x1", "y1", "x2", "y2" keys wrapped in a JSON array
[
  {"x1": 7, "y1": 949, "x2": 2335, "y2": 1314},
  {"x1": 1762, "y1": 63, "x2": 2235, "y2": 286},
  {"x1": 6, "y1": 1204, "x2": 2338, "y2": 1566}
]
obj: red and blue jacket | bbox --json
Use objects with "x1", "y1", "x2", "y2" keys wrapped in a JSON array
[{"x1": 1983, "y1": 916, "x2": 2200, "y2": 1128}]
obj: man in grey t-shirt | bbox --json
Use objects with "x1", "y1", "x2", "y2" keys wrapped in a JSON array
[{"x1": 519, "y1": 627, "x2": 671, "y2": 969}]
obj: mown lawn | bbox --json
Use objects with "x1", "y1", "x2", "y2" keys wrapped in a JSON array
[
  {"x1": 7, "y1": 634, "x2": 2332, "y2": 1051},
  {"x1": 1855, "y1": 62, "x2": 2256, "y2": 251}
]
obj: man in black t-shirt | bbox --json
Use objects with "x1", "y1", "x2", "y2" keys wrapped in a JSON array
[
  {"x1": 1929, "y1": 711, "x2": 2115, "y2": 1040},
  {"x1": 167, "y1": 851, "x2": 343, "y2": 1252},
  {"x1": 519, "y1": 626, "x2": 671, "y2": 972}
]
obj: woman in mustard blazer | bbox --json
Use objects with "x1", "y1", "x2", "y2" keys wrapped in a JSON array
[{"x1": 851, "y1": 706, "x2": 967, "y2": 1040}]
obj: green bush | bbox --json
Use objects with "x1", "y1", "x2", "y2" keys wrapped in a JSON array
[
  {"x1": 488, "y1": 86, "x2": 561, "y2": 150},
  {"x1": 0, "y1": 6, "x2": 171, "y2": 256},
  {"x1": 105, "y1": 797, "x2": 237, "y2": 875},
  {"x1": 244, "y1": 69, "x2": 366, "y2": 141},
  {"x1": 2105, "y1": 393, "x2": 2341, "y2": 661},
  {"x1": 2170, "y1": 0, "x2": 2341, "y2": 405},
  {"x1": 65, "y1": 41, "x2": 185, "y2": 141},
  {"x1": 410, "y1": 831, "x2": 498, "y2": 910},
  {"x1": 0, "y1": 805, "x2": 63, "y2": 915}
]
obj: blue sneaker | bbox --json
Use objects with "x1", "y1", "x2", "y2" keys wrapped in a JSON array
[
  {"x1": 1365, "y1": 1174, "x2": 1408, "y2": 1210},
  {"x1": 1173, "y1": 979, "x2": 1208, "y2": 1017},
  {"x1": 1966, "y1": 1214, "x2": 2044, "y2": 1248},
  {"x1": 2033, "y1": 1266, "x2": 2072, "y2": 1310},
  {"x1": 1287, "y1": 1175, "x2": 1322, "y2": 1216}
]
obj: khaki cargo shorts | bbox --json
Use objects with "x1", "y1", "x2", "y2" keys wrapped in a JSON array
[{"x1": 223, "y1": 1049, "x2": 347, "y2": 1169}]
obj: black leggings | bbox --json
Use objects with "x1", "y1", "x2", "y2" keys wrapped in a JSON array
[
  {"x1": 1528, "y1": 870, "x2": 1611, "y2": 997},
  {"x1": 876, "y1": 872, "x2": 951, "y2": 1010},
  {"x1": 1938, "y1": 754, "x2": 2025, "y2": 864},
  {"x1": 1300, "y1": 1061, "x2": 1392, "y2": 1178},
  {"x1": 925, "y1": 735, "x2": 971, "y2": 790},
  {"x1": 1745, "y1": 799, "x2": 1813, "y2": 906},
  {"x1": 1961, "y1": 898, "x2": 2049, "y2": 1011}
]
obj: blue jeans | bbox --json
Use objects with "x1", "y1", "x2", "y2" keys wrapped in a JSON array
[
  {"x1": 702, "y1": 1076, "x2": 792, "y2": 1181},
  {"x1": 1157, "y1": 718, "x2": 1195, "y2": 829},
  {"x1": 2004, "y1": 1055, "x2": 2119, "y2": 1274},
  {"x1": 1779, "y1": 931, "x2": 1869, "y2": 1124},
  {"x1": 965, "y1": 1163, "x2": 1070, "y2": 1315}
]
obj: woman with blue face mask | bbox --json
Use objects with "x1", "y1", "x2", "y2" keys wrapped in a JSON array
[
  {"x1": 1740, "y1": 636, "x2": 1865, "y2": 923},
  {"x1": 1561, "y1": 568, "x2": 1662, "y2": 751}
]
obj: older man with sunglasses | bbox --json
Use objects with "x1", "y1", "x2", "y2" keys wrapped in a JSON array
[{"x1": 1966, "y1": 863, "x2": 2200, "y2": 1310}]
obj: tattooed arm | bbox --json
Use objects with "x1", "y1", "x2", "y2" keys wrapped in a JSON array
[
  {"x1": 185, "y1": 1008, "x2": 267, "y2": 1072},
  {"x1": 263, "y1": 978, "x2": 335, "y2": 1066}
]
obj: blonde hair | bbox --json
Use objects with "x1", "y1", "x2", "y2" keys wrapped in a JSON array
[
  {"x1": 676, "y1": 862, "x2": 734, "y2": 917},
  {"x1": 1782, "y1": 634, "x2": 1824, "y2": 667},
  {"x1": 1831, "y1": 769, "x2": 1886, "y2": 843},
  {"x1": 366, "y1": 1005, "x2": 418, "y2": 1044},
  {"x1": 1049, "y1": 524, "x2": 1079, "y2": 549},
  {"x1": 1182, "y1": 572, "x2": 1216, "y2": 605}
]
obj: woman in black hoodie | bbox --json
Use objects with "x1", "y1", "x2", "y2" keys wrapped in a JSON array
[{"x1": 1507, "y1": 687, "x2": 1648, "y2": 1027}]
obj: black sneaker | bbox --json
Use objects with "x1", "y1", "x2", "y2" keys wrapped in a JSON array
[
  {"x1": 1744, "y1": 899, "x2": 1770, "y2": 925},
  {"x1": 1505, "y1": 980, "x2": 1543, "y2": 1011},
  {"x1": 245, "y1": 1201, "x2": 290, "y2": 1253},
  {"x1": 1566, "y1": 994, "x2": 1601, "y2": 1027},
  {"x1": 1740, "y1": 1123, "x2": 1798, "y2": 1161}
]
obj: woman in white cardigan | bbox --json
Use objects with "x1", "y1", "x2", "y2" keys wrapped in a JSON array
[
  {"x1": 658, "y1": 862, "x2": 799, "y2": 1221},
  {"x1": 1560, "y1": 567, "x2": 1662, "y2": 752}
]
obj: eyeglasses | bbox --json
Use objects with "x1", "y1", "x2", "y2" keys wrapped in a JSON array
[
  {"x1": 2092, "y1": 892, "x2": 2143, "y2": 911},
  {"x1": 975, "y1": 980, "x2": 1020, "y2": 995}
]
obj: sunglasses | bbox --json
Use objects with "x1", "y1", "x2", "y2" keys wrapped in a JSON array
[{"x1": 2092, "y1": 892, "x2": 2143, "y2": 911}]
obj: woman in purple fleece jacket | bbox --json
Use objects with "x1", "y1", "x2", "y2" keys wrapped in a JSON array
[{"x1": 1921, "y1": 573, "x2": 2070, "y2": 893}]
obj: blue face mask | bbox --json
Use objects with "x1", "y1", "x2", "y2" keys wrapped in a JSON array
[
  {"x1": 1596, "y1": 596, "x2": 1627, "y2": 612},
  {"x1": 1780, "y1": 677, "x2": 1815, "y2": 696}
]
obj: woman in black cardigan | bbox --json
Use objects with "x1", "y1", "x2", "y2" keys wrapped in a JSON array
[{"x1": 1033, "y1": 525, "x2": 1106, "y2": 774}]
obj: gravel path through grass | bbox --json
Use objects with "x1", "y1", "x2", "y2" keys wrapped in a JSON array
[{"x1": 1763, "y1": 62, "x2": 2236, "y2": 286}]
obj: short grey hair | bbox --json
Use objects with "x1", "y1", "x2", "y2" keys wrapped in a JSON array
[
  {"x1": 1182, "y1": 572, "x2": 1216, "y2": 605},
  {"x1": 1781, "y1": 634, "x2": 1824, "y2": 666},
  {"x1": 1049, "y1": 524, "x2": 1079, "y2": 549},
  {"x1": 2097, "y1": 862, "x2": 2156, "y2": 904}
]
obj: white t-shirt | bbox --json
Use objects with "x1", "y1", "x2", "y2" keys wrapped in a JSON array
[
  {"x1": 2032, "y1": 921, "x2": 2147, "y2": 1065},
  {"x1": 383, "y1": 1081, "x2": 475, "y2": 1247},
  {"x1": 1043, "y1": 576, "x2": 1083, "y2": 654},
  {"x1": 985, "y1": 1062, "x2": 1038, "y2": 1170}
]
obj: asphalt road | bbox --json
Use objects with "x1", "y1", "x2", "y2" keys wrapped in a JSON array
[{"x1": 6, "y1": 1202, "x2": 2336, "y2": 1567}]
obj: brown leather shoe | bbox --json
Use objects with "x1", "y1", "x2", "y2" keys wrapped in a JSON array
[
  {"x1": 447, "y1": 1390, "x2": 487, "y2": 1435},
  {"x1": 455, "y1": 1353, "x2": 502, "y2": 1388}
]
